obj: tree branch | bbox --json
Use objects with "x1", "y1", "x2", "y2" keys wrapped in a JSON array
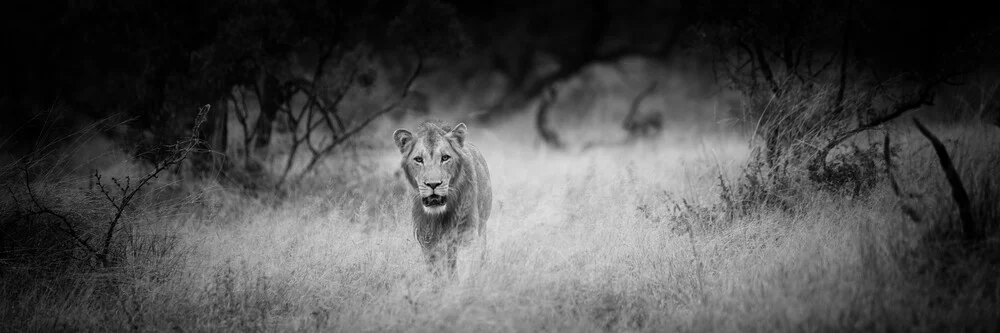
[
  {"x1": 486, "y1": 1, "x2": 690, "y2": 118},
  {"x1": 294, "y1": 49, "x2": 424, "y2": 181},
  {"x1": 623, "y1": 81, "x2": 659, "y2": 132},
  {"x1": 21, "y1": 164, "x2": 101, "y2": 262},
  {"x1": 809, "y1": 77, "x2": 942, "y2": 174},
  {"x1": 914, "y1": 118, "x2": 978, "y2": 241}
]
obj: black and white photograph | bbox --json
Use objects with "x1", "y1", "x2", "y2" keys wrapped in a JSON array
[{"x1": 2, "y1": 0, "x2": 999, "y2": 331}]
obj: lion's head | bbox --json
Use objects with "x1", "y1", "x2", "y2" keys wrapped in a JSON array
[{"x1": 393, "y1": 121, "x2": 469, "y2": 215}]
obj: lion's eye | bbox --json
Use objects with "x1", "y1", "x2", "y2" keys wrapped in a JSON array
[
  {"x1": 414, "y1": 156, "x2": 423, "y2": 163},
  {"x1": 441, "y1": 155, "x2": 450, "y2": 162}
]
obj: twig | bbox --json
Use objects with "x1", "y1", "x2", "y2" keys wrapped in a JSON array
[
  {"x1": 679, "y1": 200, "x2": 707, "y2": 305},
  {"x1": 883, "y1": 130, "x2": 901, "y2": 196},
  {"x1": 94, "y1": 104, "x2": 211, "y2": 263},
  {"x1": 20, "y1": 162, "x2": 102, "y2": 262}
]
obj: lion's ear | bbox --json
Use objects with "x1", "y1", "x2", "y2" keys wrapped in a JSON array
[
  {"x1": 446, "y1": 123, "x2": 467, "y2": 147},
  {"x1": 393, "y1": 129, "x2": 413, "y2": 153}
]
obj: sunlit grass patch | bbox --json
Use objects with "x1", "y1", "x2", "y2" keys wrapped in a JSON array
[{"x1": 3, "y1": 114, "x2": 999, "y2": 332}]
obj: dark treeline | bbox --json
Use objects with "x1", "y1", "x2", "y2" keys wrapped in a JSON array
[
  {"x1": 2, "y1": 0, "x2": 998, "y2": 182},
  {"x1": 2, "y1": 0, "x2": 466, "y2": 172},
  {"x1": 460, "y1": 0, "x2": 998, "y2": 120}
]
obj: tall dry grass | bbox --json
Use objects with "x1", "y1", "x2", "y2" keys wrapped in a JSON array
[{"x1": 2, "y1": 107, "x2": 999, "y2": 333}]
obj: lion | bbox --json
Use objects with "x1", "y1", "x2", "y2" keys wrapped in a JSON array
[{"x1": 392, "y1": 120, "x2": 492, "y2": 275}]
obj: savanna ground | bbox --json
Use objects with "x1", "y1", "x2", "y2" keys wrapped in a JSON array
[{"x1": 2, "y1": 92, "x2": 1000, "y2": 333}]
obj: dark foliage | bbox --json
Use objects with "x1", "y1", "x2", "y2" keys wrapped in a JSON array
[{"x1": 1, "y1": 0, "x2": 467, "y2": 179}]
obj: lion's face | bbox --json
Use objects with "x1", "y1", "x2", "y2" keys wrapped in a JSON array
[{"x1": 393, "y1": 122, "x2": 468, "y2": 215}]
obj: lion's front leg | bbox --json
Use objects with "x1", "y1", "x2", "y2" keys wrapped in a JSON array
[
  {"x1": 423, "y1": 229, "x2": 460, "y2": 277},
  {"x1": 453, "y1": 203, "x2": 481, "y2": 246},
  {"x1": 454, "y1": 217, "x2": 479, "y2": 248}
]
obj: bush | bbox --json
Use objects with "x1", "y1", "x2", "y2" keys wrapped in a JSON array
[{"x1": 1, "y1": 105, "x2": 207, "y2": 270}]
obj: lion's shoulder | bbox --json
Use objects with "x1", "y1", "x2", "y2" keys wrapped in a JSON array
[
  {"x1": 461, "y1": 143, "x2": 490, "y2": 181},
  {"x1": 458, "y1": 143, "x2": 491, "y2": 222}
]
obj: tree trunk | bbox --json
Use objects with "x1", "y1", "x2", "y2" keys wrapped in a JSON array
[
  {"x1": 535, "y1": 87, "x2": 564, "y2": 149},
  {"x1": 623, "y1": 81, "x2": 659, "y2": 140},
  {"x1": 209, "y1": 99, "x2": 229, "y2": 166},
  {"x1": 253, "y1": 73, "x2": 281, "y2": 151}
]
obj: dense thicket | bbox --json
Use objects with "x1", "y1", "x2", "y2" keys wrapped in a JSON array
[
  {"x1": 1, "y1": 0, "x2": 997, "y2": 172},
  {"x1": 1, "y1": 0, "x2": 467, "y2": 169}
]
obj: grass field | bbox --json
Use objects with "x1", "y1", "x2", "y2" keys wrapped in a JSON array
[{"x1": 2, "y1": 108, "x2": 999, "y2": 332}]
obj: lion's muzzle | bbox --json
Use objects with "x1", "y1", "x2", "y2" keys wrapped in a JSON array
[
  {"x1": 418, "y1": 180, "x2": 449, "y2": 213},
  {"x1": 422, "y1": 194, "x2": 447, "y2": 207},
  {"x1": 420, "y1": 194, "x2": 448, "y2": 214}
]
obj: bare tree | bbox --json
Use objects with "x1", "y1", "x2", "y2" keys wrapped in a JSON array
[
  {"x1": 700, "y1": 0, "x2": 978, "y2": 184},
  {"x1": 273, "y1": 47, "x2": 425, "y2": 186}
]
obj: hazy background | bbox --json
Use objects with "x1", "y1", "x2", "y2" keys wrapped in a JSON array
[{"x1": 2, "y1": 0, "x2": 999, "y2": 332}]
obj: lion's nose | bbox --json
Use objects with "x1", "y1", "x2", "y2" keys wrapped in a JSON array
[{"x1": 425, "y1": 181, "x2": 442, "y2": 189}]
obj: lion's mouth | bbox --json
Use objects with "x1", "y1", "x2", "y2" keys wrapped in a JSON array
[{"x1": 422, "y1": 194, "x2": 447, "y2": 207}]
